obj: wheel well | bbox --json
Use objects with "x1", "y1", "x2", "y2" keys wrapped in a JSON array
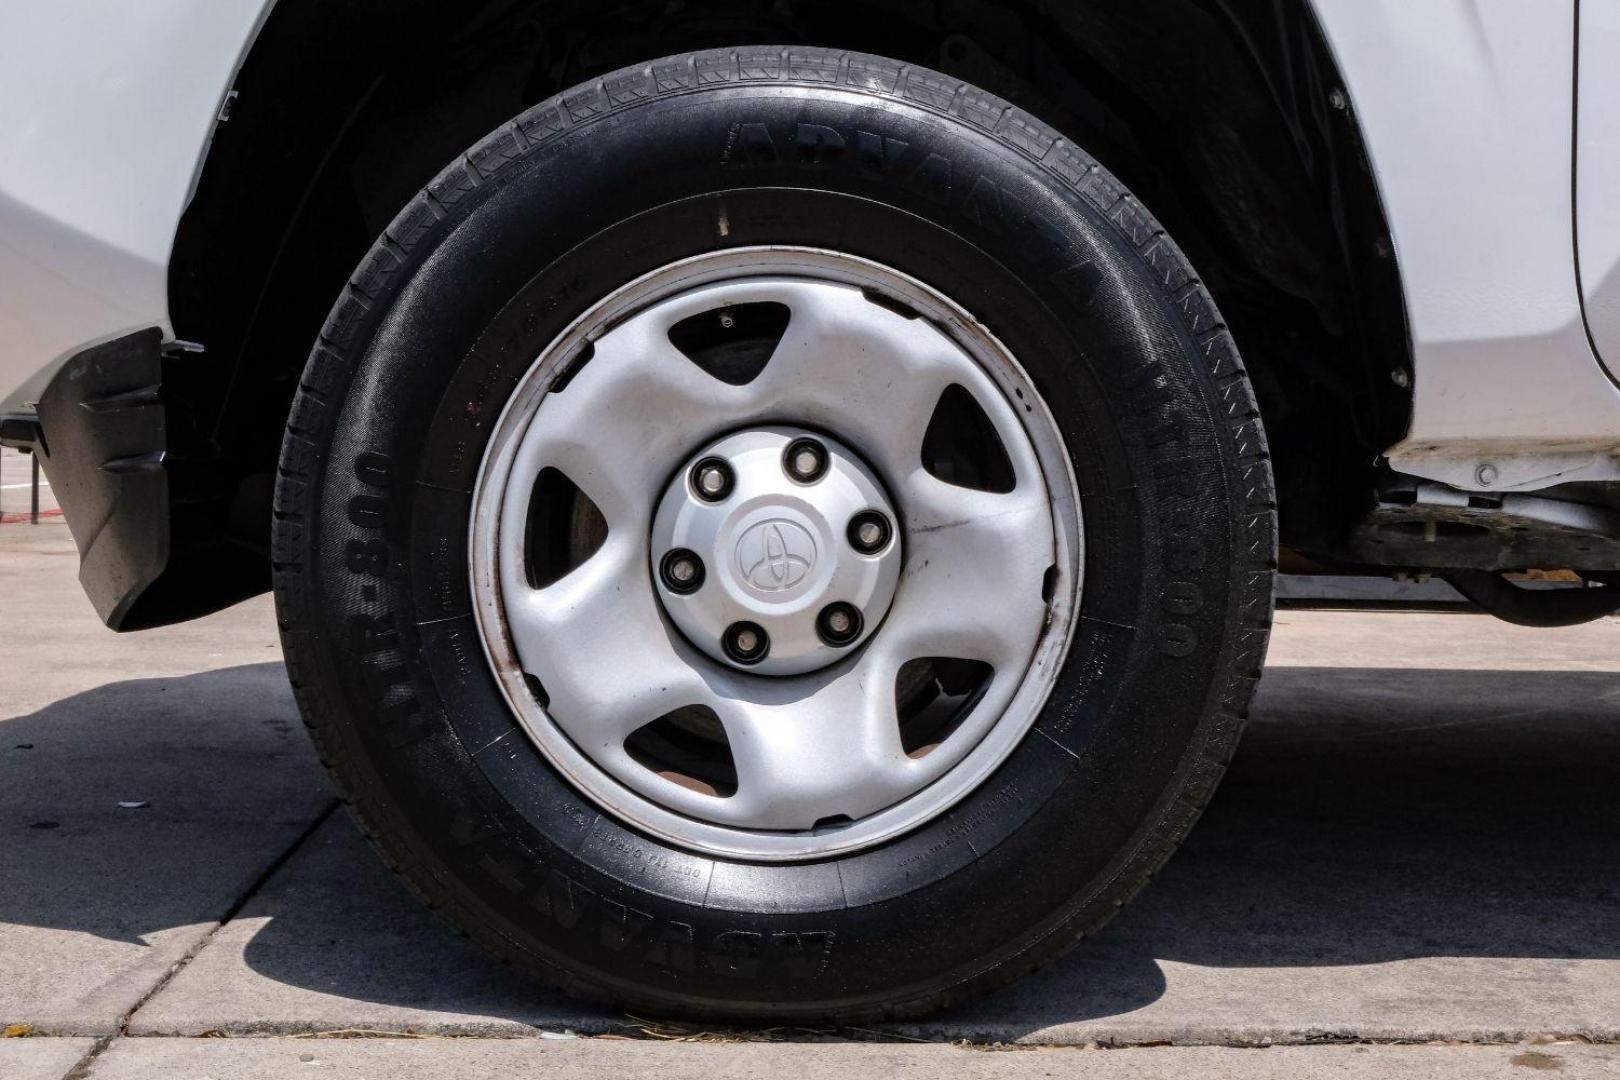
[{"x1": 168, "y1": 0, "x2": 1410, "y2": 579}]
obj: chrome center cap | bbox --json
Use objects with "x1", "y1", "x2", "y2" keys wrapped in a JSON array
[
  {"x1": 652, "y1": 427, "x2": 902, "y2": 676},
  {"x1": 736, "y1": 518, "x2": 817, "y2": 597}
]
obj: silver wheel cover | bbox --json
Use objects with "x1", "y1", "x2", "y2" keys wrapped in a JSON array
[{"x1": 471, "y1": 248, "x2": 1082, "y2": 860}]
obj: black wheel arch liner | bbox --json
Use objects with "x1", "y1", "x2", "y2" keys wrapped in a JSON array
[{"x1": 129, "y1": 0, "x2": 1408, "y2": 629}]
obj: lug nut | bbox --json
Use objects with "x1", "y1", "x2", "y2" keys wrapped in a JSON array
[
  {"x1": 692, "y1": 457, "x2": 734, "y2": 502},
  {"x1": 783, "y1": 437, "x2": 828, "y2": 483},
  {"x1": 723, "y1": 621, "x2": 769, "y2": 665},
  {"x1": 659, "y1": 549, "x2": 704, "y2": 594},
  {"x1": 847, "y1": 510, "x2": 893, "y2": 555},
  {"x1": 817, "y1": 602, "x2": 864, "y2": 647}
]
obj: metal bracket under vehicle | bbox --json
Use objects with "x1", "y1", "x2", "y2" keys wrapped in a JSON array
[{"x1": 1341, "y1": 475, "x2": 1620, "y2": 573}]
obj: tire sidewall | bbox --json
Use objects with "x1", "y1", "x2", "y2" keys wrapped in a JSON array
[{"x1": 277, "y1": 55, "x2": 1264, "y2": 1016}]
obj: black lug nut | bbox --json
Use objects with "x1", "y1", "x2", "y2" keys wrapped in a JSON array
[
  {"x1": 723, "y1": 621, "x2": 770, "y2": 665},
  {"x1": 659, "y1": 549, "x2": 705, "y2": 594},
  {"x1": 816, "y1": 602, "x2": 864, "y2": 647},
  {"x1": 783, "y1": 437, "x2": 829, "y2": 484},
  {"x1": 691, "y1": 457, "x2": 734, "y2": 502},
  {"x1": 847, "y1": 510, "x2": 893, "y2": 555}
]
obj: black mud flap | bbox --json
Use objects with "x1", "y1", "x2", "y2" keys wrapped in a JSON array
[
  {"x1": 26, "y1": 330, "x2": 171, "y2": 628},
  {"x1": 7, "y1": 329, "x2": 266, "y2": 630}
]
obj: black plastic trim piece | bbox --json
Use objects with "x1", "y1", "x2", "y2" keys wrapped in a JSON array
[
  {"x1": 32, "y1": 329, "x2": 172, "y2": 628},
  {"x1": 0, "y1": 414, "x2": 44, "y2": 452},
  {"x1": 29, "y1": 330, "x2": 272, "y2": 630}
]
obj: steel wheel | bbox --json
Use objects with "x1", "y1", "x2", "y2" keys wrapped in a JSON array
[{"x1": 472, "y1": 249, "x2": 1081, "y2": 860}]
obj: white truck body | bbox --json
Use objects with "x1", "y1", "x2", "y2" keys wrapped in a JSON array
[{"x1": 2, "y1": 0, "x2": 1619, "y2": 495}]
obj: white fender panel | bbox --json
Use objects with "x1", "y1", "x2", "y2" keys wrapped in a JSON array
[
  {"x1": 4, "y1": 1, "x2": 1620, "y2": 494},
  {"x1": 1576, "y1": 2, "x2": 1620, "y2": 376},
  {"x1": 0, "y1": 1, "x2": 274, "y2": 409},
  {"x1": 1313, "y1": 0, "x2": 1620, "y2": 489}
]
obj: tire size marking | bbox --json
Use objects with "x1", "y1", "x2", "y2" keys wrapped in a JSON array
[
  {"x1": 448, "y1": 812, "x2": 836, "y2": 981},
  {"x1": 1116, "y1": 361, "x2": 1215, "y2": 661},
  {"x1": 341, "y1": 451, "x2": 431, "y2": 748}
]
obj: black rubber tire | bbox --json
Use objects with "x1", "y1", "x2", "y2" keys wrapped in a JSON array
[{"x1": 272, "y1": 46, "x2": 1276, "y2": 1024}]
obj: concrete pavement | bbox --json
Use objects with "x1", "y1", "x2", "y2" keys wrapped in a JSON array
[
  {"x1": 3, "y1": 516, "x2": 1618, "y2": 1076},
  {"x1": 0, "y1": 510, "x2": 331, "y2": 1039},
  {"x1": 0, "y1": 1038, "x2": 94, "y2": 1080},
  {"x1": 76, "y1": 1039, "x2": 1620, "y2": 1079},
  {"x1": 0, "y1": 447, "x2": 57, "y2": 523}
]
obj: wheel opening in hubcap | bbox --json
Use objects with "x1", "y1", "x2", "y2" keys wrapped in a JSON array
[{"x1": 471, "y1": 248, "x2": 1080, "y2": 860}]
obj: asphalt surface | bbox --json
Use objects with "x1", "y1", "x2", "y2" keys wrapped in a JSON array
[{"x1": 2, "y1": 497, "x2": 1617, "y2": 1076}]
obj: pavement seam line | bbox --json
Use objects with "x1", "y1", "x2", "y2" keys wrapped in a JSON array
[{"x1": 55, "y1": 799, "x2": 340, "y2": 1077}]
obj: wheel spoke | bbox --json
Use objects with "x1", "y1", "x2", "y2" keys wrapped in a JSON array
[
  {"x1": 742, "y1": 283, "x2": 960, "y2": 486},
  {"x1": 717, "y1": 663, "x2": 915, "y2": 829},
  {"x1": 514, "y1": 304, "x2": 745, "y2": 532},
  {"x1": 500, "y1": 535, "x2": 706, "y2": 750},
  {"x1": 880, "y1": 473, "x2": 1057, "y2": 670}
]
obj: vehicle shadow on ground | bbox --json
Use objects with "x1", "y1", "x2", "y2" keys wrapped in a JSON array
[
  {"x1": 0, "y1": 662, "x2": 328, "y2": 951},
  {"x1": 3, "y1": 662, "x2": 1618, "y2": 1033}
]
